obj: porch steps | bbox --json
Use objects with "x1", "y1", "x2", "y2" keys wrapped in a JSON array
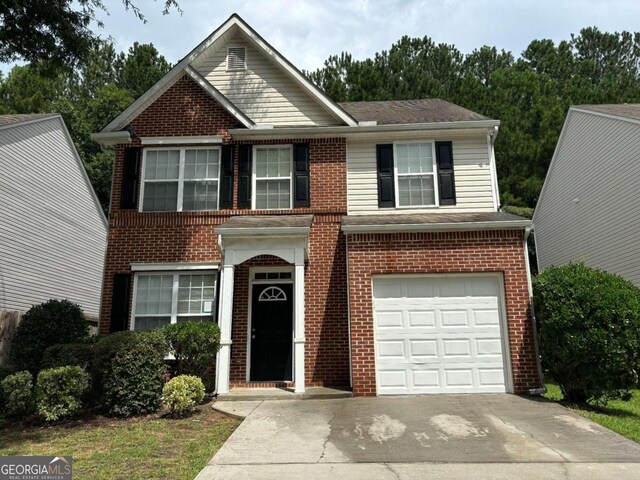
[{"x1": 215, "y1": 386, "x2": 352, "y2": 402}]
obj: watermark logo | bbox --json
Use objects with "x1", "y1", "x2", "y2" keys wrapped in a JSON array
[{"x1": 0, "y1": 456, "x2": 72, "y2": 480}]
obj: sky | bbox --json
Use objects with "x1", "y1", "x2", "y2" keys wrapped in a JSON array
[{"x1": 4, "y1": 0, "x2": 640, "y2": 73}]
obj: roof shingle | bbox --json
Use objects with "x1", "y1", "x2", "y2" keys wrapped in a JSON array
[
  {"x1": 574, "y1": 104, "x2": 640, "y2": 122},
  {"x1": 338, "y1": 99, "x2": 491, "y2": 125},
  {"x1": 0, "y1": 113, "x2": 57, "y2": 128}
]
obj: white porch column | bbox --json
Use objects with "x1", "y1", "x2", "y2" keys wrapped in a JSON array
[
  {"x1": 294, "y1": 261, "x2": 306, "y2": 393},
  {"x1": 216, "y1": 264, "x2": 235, "y2": 395}
]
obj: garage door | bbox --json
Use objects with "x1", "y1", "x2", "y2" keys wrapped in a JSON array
[{"x1": 373, "y1": 275, "x2": 508, "y2": 395}]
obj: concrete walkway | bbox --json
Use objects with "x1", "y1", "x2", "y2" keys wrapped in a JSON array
[{"x1": 197, "y1": 395, "x2": 640, "y2": 479}]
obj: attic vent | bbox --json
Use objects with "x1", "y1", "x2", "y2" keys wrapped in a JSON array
[{"x1": 227, "y1": 47, "x2": 246, "y2": 71}]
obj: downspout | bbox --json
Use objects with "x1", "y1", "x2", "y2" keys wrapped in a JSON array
[
  {"x1": 345, "y1": 234, "x2": 353, "y2": 389},
  {"x1": 212, "y1": 234, "x2": 225, "y2": 398},
  {"x1": 524, "y1": 226, "x2": 546, "y2": 395}
]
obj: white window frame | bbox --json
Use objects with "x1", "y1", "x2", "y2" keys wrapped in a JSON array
[
  {"x1": 251, "y1": 144, "x2": 294, "y2": 210},
  {"x1": 393, "y1": 140, "x2": 440, "y2": 209},
  {"x1": 130, "y1": 270, "x2": 218, "y2": 331},
  {"x1": 139, "y1": 146, "x2": 222, "y2": 212},
  {"x1": 226, "y1": 46, "x2": 247, "y2": 71}
]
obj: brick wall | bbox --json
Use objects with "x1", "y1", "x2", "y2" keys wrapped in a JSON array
[{"x1": 346, "y1": 229, "x2": 540, "y2": 396}]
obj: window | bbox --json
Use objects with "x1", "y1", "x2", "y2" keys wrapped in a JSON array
[
  {"x1": 227, "y1": 47, "x2": 246, "y2": 71},
  {"x1": 394, "y1": 142, "x2": 438, "y2": 207},
  {"x1": 141, "y1": 148, "x2": 220, "y2": 212},
  {"x1": 133, "y1": 272, "x2": 216, "y2": 330},
  {"x1": 253, "y1": 146, "x2": 292, "y2": 210}
]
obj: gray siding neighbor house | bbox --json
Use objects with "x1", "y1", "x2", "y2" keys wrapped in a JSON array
[
  {"x1": 533, "y1": 104, "x2": 640, "y2": 285},
  {"x1": 0, "y1": 114, "x2": 108, "y2": 319}
]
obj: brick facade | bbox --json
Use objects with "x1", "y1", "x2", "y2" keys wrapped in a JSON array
[
  {"x1": 346, "y1": 230, "x2": 541, "y2": 396},
  {"x1": 100, "y1": 74, "x2": 350, "y2": 388}
]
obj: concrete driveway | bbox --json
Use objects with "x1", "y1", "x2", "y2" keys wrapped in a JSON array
[{"x1": 196, "y1": 395, "x2": 640, "y2": 479}]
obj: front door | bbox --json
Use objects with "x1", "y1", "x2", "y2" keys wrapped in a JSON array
[{"x1": 250, "y1": 283, "x2": 293, "y2": 381}]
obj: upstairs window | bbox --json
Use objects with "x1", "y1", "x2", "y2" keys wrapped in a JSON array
[
  {"x1": 227, "y1": 47, "x2": 247, "y2": 71},
  {"x1": 141, "y1": 148, "x2": 220, "y2": 212},
  {"x1": 253, "y1": 146, "x2": 292, "y2": 210},
  {"x1": 394, "y1": 142, "x2": 438, "y2": 207},
  {"x1": 133, "y1": 272, "x2": 216, "y2": 331}
]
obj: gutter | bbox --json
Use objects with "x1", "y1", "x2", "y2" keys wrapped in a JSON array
[
  {"x1": 91, "y1": 131, "x2": 132, "y2": 147},
  {"x1": 341, "y1": 219, "x2": 531, "y2": 234},
  {"x1": 229, "y1": 119, "x2": 501, "y2": 140}
]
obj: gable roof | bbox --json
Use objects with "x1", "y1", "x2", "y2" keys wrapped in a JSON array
[
  {"x1": 0, "y1": 113, "x2": 58, "y2": 129},
  {"x1": 573, "y1": 104, "x2": 640, "y2": 123},
  {"x1": 339, "y1": 99, "x2": 490, "y2": 125},
  {"x1": 100, "y1": 14, "x2": 357, "y2": 133}
]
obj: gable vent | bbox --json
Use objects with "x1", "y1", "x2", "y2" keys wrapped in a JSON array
[{"x1": 227, "y1": 47, "x2": 246, "y2": 71}]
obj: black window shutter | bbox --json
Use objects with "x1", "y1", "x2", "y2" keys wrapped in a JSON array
[
  {"x1": 376, "y1": 144, "x2": 395, "y2": 208},
  {"x1": 238, "y1": 144, "x2": 252, "y2": 209},
  {"x1": 110, "y1": 273, "x2": 131, "y2": 333},
  {"x1": 219, "y1": 144, "x2": 234, "y2": 209},
  {"x1": 120, "y1": 147, "x2": 141, "y2": 209},
  {"x1": 293, "y1": 143, "x2": 310, "y2": 208},
  {"x1": 435, "y1": 141, "x2": 456, "y2": 205}
]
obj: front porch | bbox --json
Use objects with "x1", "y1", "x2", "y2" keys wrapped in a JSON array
[{"x1": 215, "y1": 215, "x2": 313, "y2": 395}]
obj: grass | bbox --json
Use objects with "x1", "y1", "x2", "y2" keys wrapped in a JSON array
[
  {"x1": 545, "y1": 382, "x2": 640, "y2": 443},
  {"x1": 0, "y1": 404, "x2": 240, "y2": 480}
]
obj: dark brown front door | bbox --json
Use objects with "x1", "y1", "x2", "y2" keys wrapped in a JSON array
[{"x1": 250, "y1": 283, "x2": 293, "y2": 381}]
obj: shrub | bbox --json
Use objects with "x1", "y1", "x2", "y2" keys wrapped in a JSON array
[
  {"x1": 534, "y1": 262, "x2": 640, "y2": 404},
  {"x1": 42, "y1": 343, "x2": 94, "y2": 370},
  {"x1": 10, "y1": 300, "x2": 89, "y2": 374},
  {"x1": 94, "y1": 330, "x2": 168, "y2": 416},
  {"x1": 501, "y1": 205, "x2": 534, "y2": 219},
  {"x1": 36, "y1": 366, "x2": 89, "y2": 421},
  {"x1": 162, "y1": 375, "x2": 205, "y2": 417},
  {"x1": 1, "y1": 371, "x2": 33, "y2": 417},
  {"x1": 163, "y1": 321, "x2": 220, "y2": 390}
]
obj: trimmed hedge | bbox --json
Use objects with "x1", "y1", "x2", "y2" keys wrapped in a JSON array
[
  {"x1": 162, "y1": 375, "x2": 205, "y2": 417},
  {"x1": 93, "y1": 330, "x2": 168, "y2": 416},
  {"x1": 534, "y1": 262, "x2": 640, "y2": 404},
  {"x1": 10, "y1": 300, "x2": 89, "y2": 373},
  {"x1": 164, "y1": 321, "x2": 220, "y2": 390},
  {"x1": 42, "y1": 343, "x2": 94, "y2": 371},
  {"x1": 36, "y1": 366, "x2": 89, "y2": 421},
  {"x1": 1, "y1": 371, "x2": 33, "y2": 417}
]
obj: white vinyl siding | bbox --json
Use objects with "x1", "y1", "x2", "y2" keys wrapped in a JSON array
[
  {"x1": 141, "y1": 147, "x2": 221, "y2": 212},
  {"x1": 347, "y1": 134, "x2": 496, "y2": 214},
  {"x1": 133, "y1": 272, "x2": 216, "y2": 331},
  {"x1": 0, "y1": 117, "x2": 107, "y2": 317},
  {"x1": 533, "y1": 110, "x2": 640, "y2": 286},
  {"x1": 252, "y1": 145, "x2": 292, "y2": 210},
  {"x1": 196, "y1": 33, "x2": 339, "y2": 126}
]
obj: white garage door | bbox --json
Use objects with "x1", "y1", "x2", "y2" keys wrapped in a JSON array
[{"x1": 373, "y1": 275, "x2": 509, "y2": 395}]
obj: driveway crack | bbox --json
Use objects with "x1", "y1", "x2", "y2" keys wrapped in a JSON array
[
  {"x1": 383, "y1": 463, "x2": 400, "y2": 479},
  {"x1": 318, "y1": 409, "x2": 337, "y2": 463}
]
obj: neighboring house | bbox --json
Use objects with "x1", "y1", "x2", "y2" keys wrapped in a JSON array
[
  {"x1": 534, "y1": 104, "x2": 640, "y2": 286},
  {"x1": 0, "y1": 114, "x2": 108, "y2": 319},
  {"x1": 92, "y1": 14, "x2": 540, "y2": 397}
]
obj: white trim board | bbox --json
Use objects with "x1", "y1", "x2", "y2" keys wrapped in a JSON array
[
  {"x1": 140, "y1": 135, "x2": 224, "y2": 145},
  {"x1": 131, "y1": 262, "x2": 219, "y2": 271}
]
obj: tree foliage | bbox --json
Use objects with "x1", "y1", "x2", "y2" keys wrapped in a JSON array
[
  {"x1": 0, "y1": 0, "x2": 180, "y2": 70},
  {"x1": 307, "y1": 27, "x2": 640, "y2": 207}
]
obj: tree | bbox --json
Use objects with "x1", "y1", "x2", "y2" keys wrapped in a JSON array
[
  {"x1": 0, "y1": 0, "x2": 180, "y2": 70},
  {"x1": 115, "y1": 43, "x2": 171, "y2": 99}
]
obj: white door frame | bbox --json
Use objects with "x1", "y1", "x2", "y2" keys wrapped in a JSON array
[{"x1": 370, "y1": 272, "x2": 514, "y2": 395}]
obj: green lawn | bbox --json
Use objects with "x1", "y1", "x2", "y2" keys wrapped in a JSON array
[
  {"x1": 0, "y1": 404, "x2": 239, "y2": 480},
  {"x1": 545, "y1": 383, "x2": 640, "y2": 443}
]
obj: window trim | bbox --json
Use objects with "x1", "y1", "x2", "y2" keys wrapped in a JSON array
[
  {"x1": 226, "y1": 46, "x2": 247, "y2": 71},
  {"x1": 251, "y1": 144, "x2": 294, "y2": 210},
  {"x1": 139, "y1": 146, "x2": 222, "y2": 212},
  {"x1": 130, "y1": 270, "x2": 218, "y2": 331},
  {"x1": 392, "y1": 140, "x2": 440, "y2": 209}
]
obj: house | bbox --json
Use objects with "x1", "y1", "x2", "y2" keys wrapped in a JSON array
[
  {"x1": 0, "y1": 114, "x2": 107, "y2": 327},
  {"x1": 534, "y1": 104, "x2": 640, "y2": 286},
  {"x1": 91, "y1": 14, "x2": 541, "y2": 397}
]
